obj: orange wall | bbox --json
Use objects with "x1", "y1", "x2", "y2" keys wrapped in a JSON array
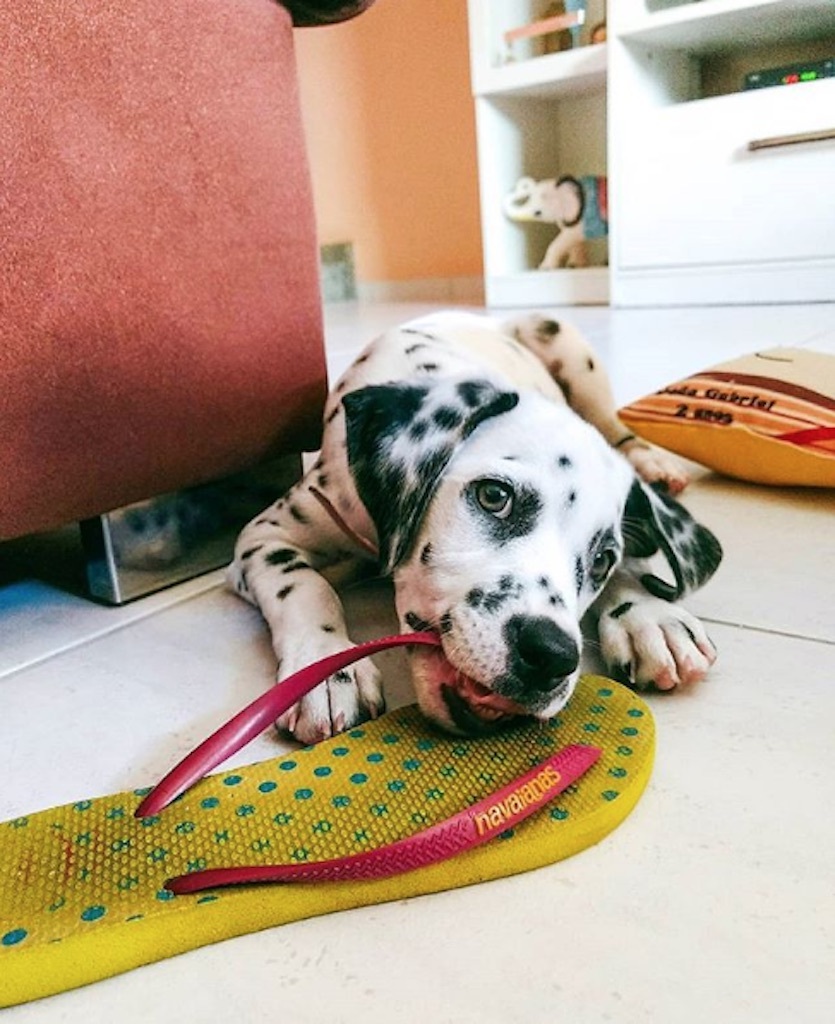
[{"x1": 295, "y1": 0, "x2": 483, "y2": 283}]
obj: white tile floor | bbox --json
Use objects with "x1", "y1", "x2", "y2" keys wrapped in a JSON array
[{"x1": 1, "y1": 301, "x2": 834, "y2": 1023}]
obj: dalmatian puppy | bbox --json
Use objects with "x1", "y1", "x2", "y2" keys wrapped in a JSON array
[{"x1": 228, "y1": 311, "x2": 722, "y2": 743}]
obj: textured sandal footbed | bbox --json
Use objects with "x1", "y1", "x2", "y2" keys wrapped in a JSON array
[{"x1": 0, "y1": 675, "x2": 654, "y2": 1007}]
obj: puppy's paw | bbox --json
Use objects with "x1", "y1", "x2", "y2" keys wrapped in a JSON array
[
  {"x1": 622, "y1": 440, "x2": 689, "y2": 495},
  {"x1": 598, "y1": 597, "x2": 716, "y2": 691},
  {"x1": 276, "y1": 658, "x2": 384, "y2": 746}
]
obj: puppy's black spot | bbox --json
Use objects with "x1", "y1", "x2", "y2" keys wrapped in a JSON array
[
  {"x1": 333, "y1": 669, "x2": 352, "y2": 685},
  {"x1": 346, "y1": 384, "x2": 428, "y2": 450},
  {"x1": 282, "y1": 561, "x2": 310, "y2": 574},
  {"x1": 405, "y1": 611, "x2": 432, "y2": 632},
  {"x1": 276, "y1": 584, "x2": 295, "y2": 600},
  {"x1": 482, "y1": 589, "x2": 511, "y2": 613},
  {"x1": 574, "y1": 556, "x2": 584, "y2": 592},
  {"x1": 255, "y1": 517, "x2": 281, "y2": 527},
  {"x1": 355, "y1": 353, "x2": 369, "y2": 364},
  {"x1": 678, "y1": 539, "x2": 696, "y2": 564},
  {"x1": 325, "y1": 405, "x2": 340, "y2": 424},
  {"x1": 499, "y1": 574, "x2": 515, "y2": 591},
  {"x1": 587, "y1": 358, "x2": 596, "y2": 372},
  {"x1": 433, "y1": 406, "x2": 464, "y2": 430},
  {"x1": 457, "y1": 381, "x2": 484, "y2": 408},
  {"x1": 540, "y1": 319, "x2": 561, "y2": 336},
  {"x1": 610, "y1": 601, "x2": 634, "y2": 620},
  {"x1": 317, "y1": 473, "x2": 329, "y2": 489},
  {"x1": 241, "y1": 545, "x2": 263, "y2": 560},
  {"x1": 659, "y1": 508, "x2": 683, "y2": 534},
  {"x1": 322, "y1": 624, "x2": 336, "y2": 633},
  {"x1": 558, "y1": 455, "x2": 573, "y2": 469},
  {"x1": 409, "y1": 419, "x2": 430, "y2": 442},
  {"x1": 289, "y1": 504, "x2": 309, "y2": 525},
  {"x1": 440, "y1": 611, "x2": 453, "y2": 635},
  {"x1": 417, "y1": 362, "x2": 440, "y2": 373},
  {"x1": 466, "y1": 588, "x2": 484, "y2": 608},
  {"x1": 403, "y1": 328, "x2": 441, "y2": 343},
  {"x1": 420, "y1": 543, "x2": 433, "y2": 565},
  {"x1": 566, "y1": 490, "x2": 577, "y2": 507},
  {"x1": 265, "y1": 548, "x2": 297, "y2": 566}
]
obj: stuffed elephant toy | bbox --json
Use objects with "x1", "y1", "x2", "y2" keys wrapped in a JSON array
[{"x1": 503, "y1": 174, "x2": 608, "y2": 269}]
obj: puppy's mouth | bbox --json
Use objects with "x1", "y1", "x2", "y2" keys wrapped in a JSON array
[
  {"x1": 414, "y1": 644, "x2": 528, "y2": 734},
  {"x1": 442, "y1": 680, "x2": 528, "y2": 735}
]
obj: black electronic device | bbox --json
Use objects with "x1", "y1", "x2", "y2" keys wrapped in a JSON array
[{"x1": 744, "y1": 57, "x2": 834, "y2": 90}]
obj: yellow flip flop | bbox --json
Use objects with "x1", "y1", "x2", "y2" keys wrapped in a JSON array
[{"x1": 0, "y1": 669, "x2": 654, "y2": 1007}]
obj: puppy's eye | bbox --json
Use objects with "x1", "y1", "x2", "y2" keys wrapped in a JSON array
[
  {"x1": 590, "y1": 548, "x2": 617, "y2": 586},
  {"x1": 473, "y1": 479, "x2": 514, "y2": 519}
]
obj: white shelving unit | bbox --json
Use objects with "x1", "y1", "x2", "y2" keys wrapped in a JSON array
[
  {"x1": 468, "y1": 0, "x2": 835, "y2": 307},
  {"x1": 468, "y1": 1, "x2": 610, "y2": 306}
]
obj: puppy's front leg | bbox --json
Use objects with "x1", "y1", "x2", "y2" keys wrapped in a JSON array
[{"x1": 230, "y1": 487, "x2": 384, "y2": 745}]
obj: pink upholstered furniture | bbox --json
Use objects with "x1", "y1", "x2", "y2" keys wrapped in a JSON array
[
  {"x1": 1, "y1": 0, "x2": 373, "y2": 540},
  {"x1": 0, "y1": 0, "x2": 373, "y2": 598}
]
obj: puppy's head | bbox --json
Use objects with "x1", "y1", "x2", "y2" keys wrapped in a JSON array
[{"x1": 344, "y1": 377, "x2": 721, "y2": 735}]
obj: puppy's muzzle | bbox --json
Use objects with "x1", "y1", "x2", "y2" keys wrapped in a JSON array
[{"x1": 504, "y1": 615, "x2": 580, "y2": 697}]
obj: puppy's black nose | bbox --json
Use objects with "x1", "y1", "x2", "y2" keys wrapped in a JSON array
[{"x1": 505, "y1": 615, "x2": 579, "y2": 692}]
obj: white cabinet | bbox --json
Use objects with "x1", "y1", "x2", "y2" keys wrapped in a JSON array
[
  {"x1": 468, "y1": 0, "x2": 835, "y2": 307},
  {"x1": 609, "y1": 0, "x2": 835, "y2": 305},
  {"x1": 616, "y1": 83, "x2": 835, "y2": 269}
]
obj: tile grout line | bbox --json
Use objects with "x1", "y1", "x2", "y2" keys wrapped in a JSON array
[
  {"x1": 0, "y1": 576, "x2": 226, "y2": 682},
  {"x1": 700, "y1": 615, "x2": 835, "y2": 648}
]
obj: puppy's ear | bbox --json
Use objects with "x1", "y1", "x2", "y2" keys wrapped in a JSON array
[
  {"x1": 343, "y1": 378, "x2": 519, "y2": 571},
  {"x1": 622, "y1": 480, "x2": 723, "y2": 601}
]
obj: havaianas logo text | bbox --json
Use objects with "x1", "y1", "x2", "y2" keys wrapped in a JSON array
[{"x1": 471, "y1": 766, "x2": 562, "y2": 836}]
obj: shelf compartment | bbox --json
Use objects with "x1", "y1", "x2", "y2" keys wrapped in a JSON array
[
  {"x1": 614, "y1": 19, "x2": 834, "y2": 105},
  {"x1": 474, "y1": 42, "x2": 607, "y2": 98},
  {"x1": 474, "y1": 91, "x2": 608, "y2": 292},
  {"x1": 616, "y1": 0, "x2": 835, "y2": 53},
  {"x1": 469, "y1": 0, "x2": 608, "y2": 95}
]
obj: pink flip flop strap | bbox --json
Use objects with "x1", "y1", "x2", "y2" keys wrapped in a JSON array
[
  {"x1": 135, "y1": 633, "x2": 442, "y2": 819},
  {"x1": 165, "y1": 743, "x2": 600, "y2": 894}
]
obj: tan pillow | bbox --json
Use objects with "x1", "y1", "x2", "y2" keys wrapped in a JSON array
[{"x1": 620, "y1": 349, "x2": 835, "y2": 488}]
